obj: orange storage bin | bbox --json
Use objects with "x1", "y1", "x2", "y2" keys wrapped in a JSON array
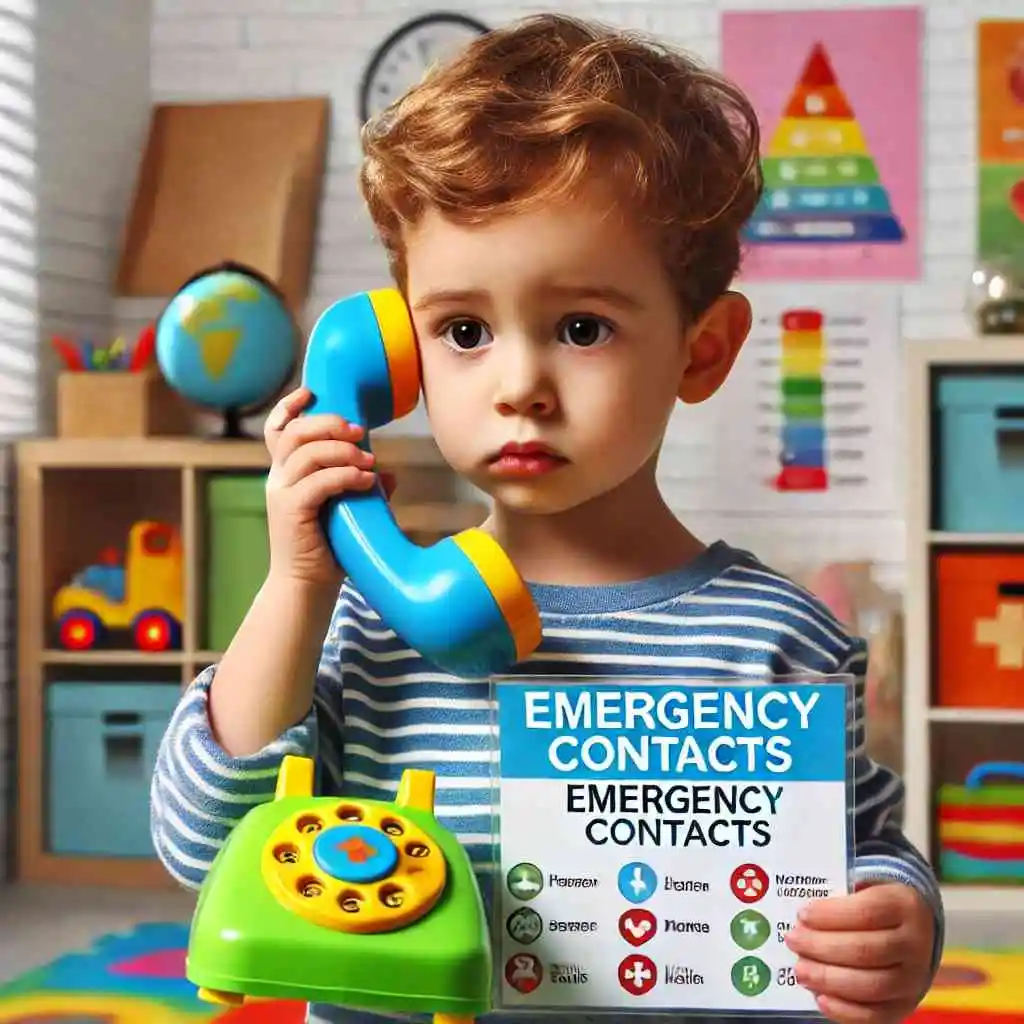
[{"x1": 936, "y1": 552, "x2": 1024, "y2": 709}]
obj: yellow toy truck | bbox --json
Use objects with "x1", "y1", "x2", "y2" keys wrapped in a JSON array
[{"x1": 53, "y1": 520, "x2": 184, "y2": 652}]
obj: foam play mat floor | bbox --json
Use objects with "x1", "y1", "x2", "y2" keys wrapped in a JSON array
[
  {"x1": 915, "y1": 947, "x2": 1024, "y2": 1022},
  {"x1": 0, "y1": 923, "x2": 304, "y2": 1022},
  {"x1": 0, "y1": 922, "x2": 1020, "y2": 1021}
]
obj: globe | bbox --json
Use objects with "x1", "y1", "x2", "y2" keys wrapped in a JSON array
[{"x1": 156, "y1": 263, "x2": 298, "y2": 437}]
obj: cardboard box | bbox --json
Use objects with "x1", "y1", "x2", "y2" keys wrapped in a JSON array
[
  {"x1": 116, "y1": 97, "x2": 330, "y2": 311},
  {"x1": 57, "y1": 371, "x2": 191, "y2": 439}
]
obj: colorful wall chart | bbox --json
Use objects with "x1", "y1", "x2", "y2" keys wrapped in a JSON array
[
  {"x1": 775, "y1": 309, "x2": 828, "y2": 493},
  {"x1": 713, "y1": 287, "x2": 901, "y2": 516},
  {"x1": 721, "y1": 7, "x2": 921, "y2": 281},
  {"x1": 977, "y1": 20, "x2": 1024, "y2": 268}
]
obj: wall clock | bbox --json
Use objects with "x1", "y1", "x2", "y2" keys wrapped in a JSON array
[{"x1": 358, "y1": 12, "x2": 490, "y2": 124}]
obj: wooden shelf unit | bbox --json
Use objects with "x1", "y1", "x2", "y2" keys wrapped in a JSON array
[
  {"x1": 904, "y1": 338, "x2": 1024, "y2": 915},
  {"x1": 14, "y1": 436, "x2": 485, "y2": 888}
]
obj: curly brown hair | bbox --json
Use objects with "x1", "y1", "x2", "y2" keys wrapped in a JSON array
[{"x1": 359, "y1": 13, "x2": 762, "y2": 321}]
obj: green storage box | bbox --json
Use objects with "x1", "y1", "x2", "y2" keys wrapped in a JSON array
[{"x1": 206, "y1": 473, "x2": 270, "y2": 652}]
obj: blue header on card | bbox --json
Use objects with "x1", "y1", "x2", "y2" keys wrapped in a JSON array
[{"x1": 495, "y1": 682, "x2": 849, "y2": 783}]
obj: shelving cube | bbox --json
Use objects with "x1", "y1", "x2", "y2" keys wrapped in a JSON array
[
  {"x1": 904, "y1": 338, "x2": 1024, "y2": 915},
  {"x1": 15, "y1": 436, "x2": 486, "y2": 888}
]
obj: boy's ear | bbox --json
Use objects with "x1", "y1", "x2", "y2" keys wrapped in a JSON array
[{"x1": 678, "y1": 291, "x2": 752, "y2": 404}]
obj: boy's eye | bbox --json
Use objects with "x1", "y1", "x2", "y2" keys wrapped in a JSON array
[
  {"x1": 442, "y1": 319, "x2": 493, "y2": 351},
  {"x1": 558, "y1": 315, "x2": 613, "y2": 348}
]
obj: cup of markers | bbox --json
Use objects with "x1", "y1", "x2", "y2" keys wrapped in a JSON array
[{"x1": 51, "y1": 323, "x2": 157, "y2": 374}]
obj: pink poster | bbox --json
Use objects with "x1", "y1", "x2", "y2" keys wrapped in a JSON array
[{"x1": 721, "y1": 7, "x2": 922, "y2": 281}]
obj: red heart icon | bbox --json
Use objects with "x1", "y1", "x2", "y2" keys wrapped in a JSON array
[
  {"x1": 1011, "y1": 178, "x2": 1024, "y2": 223},
  {"x1": 618, "y1": 908, "x2": 658, "y2": 947}
]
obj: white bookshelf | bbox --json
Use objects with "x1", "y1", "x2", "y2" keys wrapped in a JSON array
[{"x1": 904, "y1": 338, "x2": 1024, "y2": 915}]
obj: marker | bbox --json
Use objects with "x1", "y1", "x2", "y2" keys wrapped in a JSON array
[
  {"x1": 129, "y1": 323, "x2": 156, "y2": 372},
  {"x1": 51, "y1": 336, "x2": 84, "y2": 371}
]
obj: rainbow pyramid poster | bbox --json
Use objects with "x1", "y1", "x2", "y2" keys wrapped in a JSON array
[
  {"x1": 745, "y1": 44, "x2": 904, "y2": 248},
  {"x1": 722, "y1": 7, "x2": 921, "y2": 281}
]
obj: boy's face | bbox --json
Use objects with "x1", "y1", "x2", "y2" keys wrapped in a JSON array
[{"x1": 403, "y1": 185, "x2": 750, "y2": 515}]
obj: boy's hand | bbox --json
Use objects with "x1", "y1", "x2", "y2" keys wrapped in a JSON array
[
  {"x1": 264, "y1": 387, "x2": 395, "y2": 590},
  {"x1": 784, "y1": 883, "x2": 934, "y2": 1024}
]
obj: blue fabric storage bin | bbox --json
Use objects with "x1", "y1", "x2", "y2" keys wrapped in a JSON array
[
  {"x1": 47, "y1": 681, "x2": 181, "y2": 857},
  {"x1": 937, "y1": 373, "x2": 1024, "y2": 533}
]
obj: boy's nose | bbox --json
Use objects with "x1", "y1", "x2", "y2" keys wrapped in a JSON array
[{"x1": 493, "y1": 344, "x2": 557, "y2": 417}]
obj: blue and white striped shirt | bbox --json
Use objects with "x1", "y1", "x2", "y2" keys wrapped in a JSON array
[{"x1": 151, "y1": 540, "x2": 943, "y2": 1023}]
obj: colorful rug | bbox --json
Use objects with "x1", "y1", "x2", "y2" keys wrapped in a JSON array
[
  {"x1": 0, "y1": 922, "x2": 303, "y2": 1022},
  {"x1": 916, "y1": 948, "x2": 1024, "y2": 1022},
  {"x1": 0, "y1": 922, "x2": 1021, "y2": 1021}
]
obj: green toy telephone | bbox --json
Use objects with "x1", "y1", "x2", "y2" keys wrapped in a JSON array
[{"x1": 186, "y1": 755, "x2": 493, "y2": 1022}]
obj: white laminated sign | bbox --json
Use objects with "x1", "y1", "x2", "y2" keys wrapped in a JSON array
[{"x1": 491, "y1": 677, "x2": 854, "y2": 1015}]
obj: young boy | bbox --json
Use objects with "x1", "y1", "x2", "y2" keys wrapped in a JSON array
[{"x1": 152, "y1": 14, "x2": 942, "y2": 1024}]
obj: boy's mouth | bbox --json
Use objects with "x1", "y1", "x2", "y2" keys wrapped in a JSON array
[{"x1": 488, "y1": 441, "x2": 569, "y2": 479}]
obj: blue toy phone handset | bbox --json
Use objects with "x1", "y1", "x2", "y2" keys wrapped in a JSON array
[{"x1": 301, "y1": 289, "x2": 543, "y2": 678}]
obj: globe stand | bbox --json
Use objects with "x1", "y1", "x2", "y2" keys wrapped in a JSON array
[{"x1": 220, "y1": 407, "x2": 251, "y2": 440}]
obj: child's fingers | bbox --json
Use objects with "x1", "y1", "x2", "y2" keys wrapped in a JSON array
[
  {"x1": 264, "y1": 387, "x2": 311, "y2": 442},
  {"x1": 264, "y1": 388, "x2": 366, "y2": 459},
  {"x1": 291, "y1": 465, "x2": 378, "y2": 510},
  {"x1": 785, "y1": 925, "x2": 905, "y2": 970},
  {"x1": 272, "y1": 415, "x2": 365, "y2": 466},
  {"x1": 813, "y1": 991, "x2": 908, "y2": 1024},
  {"x1": 793, "y1": 957, "x2": 910, "y2": 1006},
  {"x1": 275, "y1": 440, "x2": 374, "y2": 489},
  {"x1": 798, "y1": 887, "x2": 906, "y2": 932}
]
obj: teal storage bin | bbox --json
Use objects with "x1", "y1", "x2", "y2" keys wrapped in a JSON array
[
  {"x1": 937, "y1": 373, "x2": 1024, "y2": 533},
  {"x1": 47, "y1": 682, "x2": 181, "y2": 856},
  {"x1": 205, "y1": 473, "x2": 270, "y2": 653}
]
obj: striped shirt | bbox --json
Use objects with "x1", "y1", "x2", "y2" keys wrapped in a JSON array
[{"x1": 151, "y1": 540, "x2": 943, "y2": 1024}]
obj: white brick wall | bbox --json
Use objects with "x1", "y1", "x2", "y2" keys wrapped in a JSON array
[
  {"x1": 0, "y1": 444, "x2": 9, "y2": 879},
  {"x1": 131, "y1": 0, "x2": 1003, "y2": 588},
  {"x1": 0, "y1": 0, "x2": 151, "y2": 880},
  {"x1": 36, "y1": 0, "x2": 153, "y2": 427}
]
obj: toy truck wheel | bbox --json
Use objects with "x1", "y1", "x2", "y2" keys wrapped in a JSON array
[
  {"x1": 132, "y1": 609, "x2": 181, "y2": 652},
  {"x1": 57, "y1": 609, "x2": 104, "y2": 650}
]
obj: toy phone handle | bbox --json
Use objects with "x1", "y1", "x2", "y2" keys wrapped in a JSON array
[
  {"x1": 964, "y1": 761, "x2": 1024, "y2": 788},
  {"x1": 300, "y1": 289, "x2": 542, "y2": 678}
]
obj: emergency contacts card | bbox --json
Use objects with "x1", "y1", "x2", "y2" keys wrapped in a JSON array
[{"x1": 491, "y1": 677, "x2": 854, "y2": 1015}]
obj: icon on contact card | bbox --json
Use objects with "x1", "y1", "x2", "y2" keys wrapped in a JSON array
[
  {"x1": 505, "y1": 953, "x2": 543, "y2": 994},
  {"x1": 618, "y1": 953, "x2": 657, "y2": 995},
  {"x1": 618, "y1": 908, "x2": 657, "y2": 947},
  {"x1": 731, "y1": 955, "x2": 771, "y2": 996},
  {"x1": 730, "y1": 863, "x2": 768, "y2": 903},
  {"x1": 507, "y1": 862, "x2": 544, "y2": 901},
  {"x1": 507, "y1": 906, "x2": 543, "y2": 945},
  {"x1": 617, "y1": 861, "x2": 657, "y2": 904},
  {"x1": 730, "y1": 909, "x2": 771, "y2": 950}
]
